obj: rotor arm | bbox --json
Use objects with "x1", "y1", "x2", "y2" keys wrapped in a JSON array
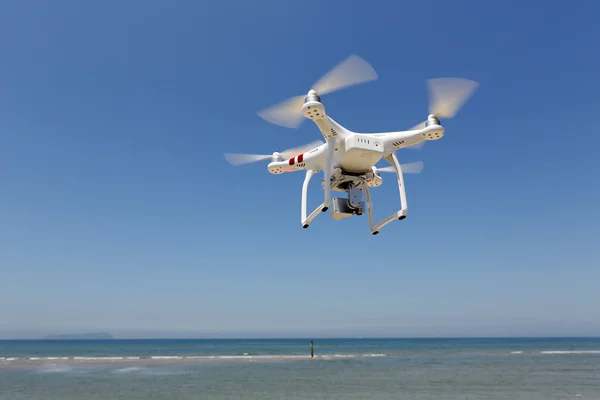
[{"x1": 378, "y1": 124, "x2": 445, "y2": 152}]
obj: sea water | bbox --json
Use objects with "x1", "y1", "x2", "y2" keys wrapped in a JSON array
[{"x1": 1, "y1": 337, "x2": 599, "y2": 399}]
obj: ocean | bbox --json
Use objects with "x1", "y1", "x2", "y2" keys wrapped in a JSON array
[{"x1": 1, "y1": 337, "x2": 599, "y2": 399}]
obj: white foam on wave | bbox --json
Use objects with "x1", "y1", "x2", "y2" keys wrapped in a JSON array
[
  {"x1": 0, "y1": 353, "x2": 389, "y2": 364},
  {"x1": 36, "y1": 364, "x2": 72, "y2": 374},
  {"x1": 224, "y1": 355, "x2": 299, "y2": 359},
  {"x1": 113, "y1": 366, "x2": 146, "y2": 374},
  {"x1": 540, "y1": 350, "x2": 600, "y2": 354},
  {"x1": 510, "y1": 350, "x2": 600, "y2": 355},
  {"x1": 150, "y1": 356, "x2": 183, "y2": 360}
]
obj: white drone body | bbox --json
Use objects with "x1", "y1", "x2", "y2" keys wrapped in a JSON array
[{"x1": 225, "y1": 55, "x2": 479, "y2": 235}]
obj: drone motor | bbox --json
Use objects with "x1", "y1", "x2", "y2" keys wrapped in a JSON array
[
  {"x1": 270, "y1": 153, "x2": 284, "y2": 163},
  {"x1": 304, "y1": 90, "x2": 321, "y2": 103}
]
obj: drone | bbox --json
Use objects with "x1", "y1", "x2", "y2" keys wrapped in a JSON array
[{"x1": 224, "y1": 55, "x2": 479, "y2": 235}]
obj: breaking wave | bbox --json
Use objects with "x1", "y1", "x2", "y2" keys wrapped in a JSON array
[
  {"x1": 0, "y1": 353, "x2": 388, "y2": 366},
  {"x1": 509, "y1": 350, "x2": 600, "y2": 355},
  {"x1": 3, "y1": 349, "x2": 600, "y2": 366}
]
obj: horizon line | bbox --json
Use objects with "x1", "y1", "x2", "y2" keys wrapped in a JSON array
[{"x1": 2, "y1": 335, "x2": 600, "y2": 341}]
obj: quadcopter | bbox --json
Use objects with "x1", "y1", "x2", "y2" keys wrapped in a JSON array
[{"x1": 224, "y1": 55, "x2": 479, "y2": 235}]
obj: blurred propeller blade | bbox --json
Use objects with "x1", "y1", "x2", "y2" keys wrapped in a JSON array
[
  {"x1": 427, "y1": 78, "x2": 479, "y2": 119},
  {"x1": 257, "y1": 55, "x2": 378, "y2": 129},
  {"x1": 257, "y1": 95, "x2": 305, "y2": 129},
  {"x1": 279, "y1": 140, "x2": 325, "y2": 159},
  {"x1": 407, "y1": 141, "x2": 425, "y2": 150},
  {"x1": 410, "y1": 120, "x2": 427, "y2": 131},
  {"x1": 311, "y1": 54, "x2": 378, "y2": 96},
  {"x1": 224, "y1": 140, "x2": 325, "y2": 166},
  {"x1": 223, "y1": 153, "x2": 272, "y2": 166},
  {"x1": 377, "y1": 161, "x2": 424, "y2": 174},
  {"x1": 406, "y1": 78, "x2": 478, "y2": 150}
]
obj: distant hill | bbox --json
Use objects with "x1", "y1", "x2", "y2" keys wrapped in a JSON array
[{"x1": 44, "y1": 332, "x2": 114, "y2": 340}]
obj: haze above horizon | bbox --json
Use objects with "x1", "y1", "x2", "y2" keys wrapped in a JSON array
[
  {"x1": 0, "y1": 0, "x2": 598, "y2": 339},
  {"x1": 2, "y1": 331, "x2": 600, "y2": 341}
]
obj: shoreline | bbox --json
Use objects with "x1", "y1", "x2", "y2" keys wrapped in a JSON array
[
  {"x1": 0, "y1": 353, "x2": 388, "y2": 368},
  {"x1": 2, "y1": 349, "x2": 600, "y2": 369}
]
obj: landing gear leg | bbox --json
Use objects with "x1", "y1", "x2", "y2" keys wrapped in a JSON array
[
  {"x1": 367, "y1": 153, "x2": 408, "y2": 235},
  {"x1": 364, "y1": 186, "x2": 377, "y2": 235},
  {"x1": 301, "y1": 169, "x2": 325, "y2": 229},
  {"x1": 322, "y1": 139, "x2": 335, "y2": 212},
  {"x1": 388, "y1": 152, "x2": 408, "y2": 220}
]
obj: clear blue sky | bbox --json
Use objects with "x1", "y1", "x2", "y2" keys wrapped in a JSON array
[{"x1": 0, "y1": 0, "x2": 598, "y2": 339}]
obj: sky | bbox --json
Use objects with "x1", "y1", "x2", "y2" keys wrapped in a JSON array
[{"x1": 0, "y1": 0, "x2": 598, "y2": 339}]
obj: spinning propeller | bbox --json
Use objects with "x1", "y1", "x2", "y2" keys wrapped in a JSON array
[
  {"x1": 257, "y1": 55, "x2": 378, "y2": 129},
  {"x1": 376, "y1": 161, "x2": 424, "y2": 174},
  {"x1": 409, "y1": 77, "x2": 479, "y2": 149},
  {"x1": 224, "y1": 140, "x2": 325, "y2": 166}
]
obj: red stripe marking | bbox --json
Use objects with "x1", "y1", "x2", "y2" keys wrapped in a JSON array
[
  {"x1": 297, "y1": 153, "x2": 304, "y2": 163},
  {"x1": 288, "y1": 157, "x2": 295, "y2": 165}
]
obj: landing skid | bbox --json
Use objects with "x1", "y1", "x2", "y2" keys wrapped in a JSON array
[{"x1": 301, "y1": 153, "x2": 408, "y2": 235}]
